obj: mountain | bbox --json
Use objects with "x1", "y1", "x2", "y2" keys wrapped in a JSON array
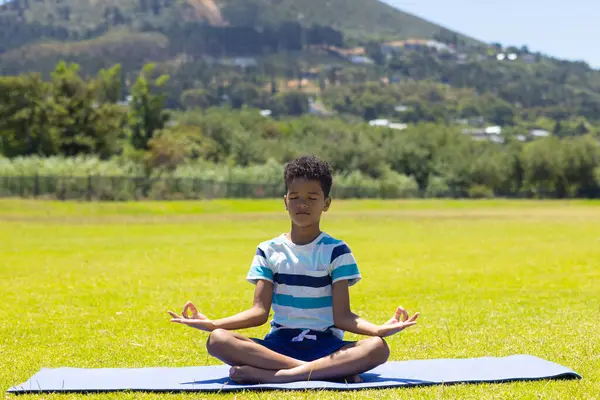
[
  {"x1": 0, "y1": 0, "x2": 478, "y2": 54},
  {"x1": 217, "y1": 0, "x2": 478, "y2": 43}
]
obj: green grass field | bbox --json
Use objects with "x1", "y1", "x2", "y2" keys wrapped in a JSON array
[{"x1": 2, "y1": 199, "x2": 599, "y2": 399}]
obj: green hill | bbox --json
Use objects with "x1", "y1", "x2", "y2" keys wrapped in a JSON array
[
  {"x1": 218, "y1": 0, "x2": 478, "y2": 43},
  {"x1": 0, "y1": 0, "x2": 478, "y2": 54}
]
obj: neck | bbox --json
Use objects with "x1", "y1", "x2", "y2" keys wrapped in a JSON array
[{"x1": 288, "y1": 223, "x2": 322, "y2": 245}]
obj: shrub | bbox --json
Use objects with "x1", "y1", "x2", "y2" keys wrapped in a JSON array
[
  {"x1": 468, "y1": 184, "x2": 495, "y2": 199},
  {"x1": 425, "y1": 176, "x2": 451, "y2": 198}
]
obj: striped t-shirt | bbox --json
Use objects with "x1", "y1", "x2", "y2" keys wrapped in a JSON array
[{"x1": 247, "y1": 232, "x2": 361, "y2": 339}]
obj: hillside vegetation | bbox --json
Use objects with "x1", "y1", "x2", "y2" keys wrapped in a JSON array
[{"x1": 0, "y1": 0, "x2": 475, "y2": 52}]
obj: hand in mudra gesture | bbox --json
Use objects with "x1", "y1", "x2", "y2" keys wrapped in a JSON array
[
  {"x1": 377, "y1": 306, "x2": 420, "y2": 338},
  {"x1": 168, "y1": 301, "x2": 214, "y2": 332}
]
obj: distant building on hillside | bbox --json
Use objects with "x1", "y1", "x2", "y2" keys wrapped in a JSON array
[
  {"x1": 301, "y1": 68, "x2": 320, "y2": 80},
  {"x1": 389, "y1": 123, "x2": 408, "y2": 130},
  {"x1": 530, "y1": 129, "x2": 550, "y2": 138},
  {"x1": 323, "y1": 46, "x2": 375, "y2": 64},
  {"x1": 348, "y1": 55, "x2": 375, "y2": 65},
  {"x1": 381, "y1": 39, "x2": 455, "y2": 54},
  {"x1": 368, "y1": 119, "x2": 407, "y2": 130},
  {"x1": 369, "y1": 119, "x2": 390, "y2": 127},
  {"x1": 219, "y1": 57, "x2": 258, "y2": 69},
  {"x1": 485, "y1": 126, "x2": 503, "y2": 135},
  {"x1": 455, "y1": 117, "x2": 485, "y2": 127},
  {"x1": 462, "y1": 125, "x2": 504, "y2": 143}
]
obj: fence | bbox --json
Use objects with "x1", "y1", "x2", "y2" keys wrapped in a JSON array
[{"x1": 0, "y1": 175, "x2": 430, "y2": 201}]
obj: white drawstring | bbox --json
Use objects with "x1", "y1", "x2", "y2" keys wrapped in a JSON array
[{"x1": 291, "y1": 329, "x2": 317, "y2": 342}]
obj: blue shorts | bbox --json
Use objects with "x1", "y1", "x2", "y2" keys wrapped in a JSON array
[{"x1": 251, "y1": 328, "x2": 356, "y2": 362}]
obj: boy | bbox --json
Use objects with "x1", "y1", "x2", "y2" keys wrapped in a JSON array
[{"x1": 168, "y1": 155, "x2": 419, "y2": 384}]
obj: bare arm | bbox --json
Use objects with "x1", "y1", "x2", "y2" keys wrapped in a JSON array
[
  {"x1": 212, "y1": 280, "x2": 273, "y2": 330},
  {"x1": 168, "y1": 280, "x2": 273, "y2": 332},
  {"x1": 332, "y1": 280, "x2": 382, "y2": 336},
  {"x1": 332, "y1": 280, "x2": 419, "y2": 337}
]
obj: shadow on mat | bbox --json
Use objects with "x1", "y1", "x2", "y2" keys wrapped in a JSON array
[{"x1": 180, "y1": 374, "x2": 432, "y2": 386}]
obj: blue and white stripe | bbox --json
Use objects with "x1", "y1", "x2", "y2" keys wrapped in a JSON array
[{"x1": 246, "y1": 232, "x2": 361, "y2": 339}]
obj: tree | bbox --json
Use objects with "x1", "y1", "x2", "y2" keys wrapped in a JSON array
[
  {"x1": 307, "y1": 25, "x2": 344, "y2": 47},
  {"x1": 434, "y1": 28, "x2": 459, "y2": 46},
  {"x1": 574, "y1": 121, "x2": 589, "y2": 136},
  {"x1": 127, "y1": 63, "x2": 170, "y2": 150},
  {"x1": 180, "y1": 88, "x2": 217, "y2": 110},
  {"x1": 521, "y1": 137, "x2": 565, "y2": 198},
  {"x1": 459, "y1": 102, "x2": 480, "y2": 118},
  {"x1": 486, "y1": 101, "x2": 515, "y2": 126},
  {"x1": 97, "y1": 64, "x2": 122, "y2": 104},
  {"x1": 560, "y1": 136, "x2": 599, "y2": 197},
  {"x1": 228, "y1": 82, "x2": 263, "y2": 109},
  {"x1": 365, "y1": 41, "x2": 385, "y2": 65},
  {"x1": 150, "y1": 0, "x2": 161, "y2": 15},
  {"x1": 553, "y1": 120, "x2": 563, "y2": 137},
  {"x1": 318, "y1": 74, "x2": 326, "y2": 93},
  {"x1": 0, "y1": 74, "x2": 56, "y2": 157},
  {"x1": 48, "y1": 62, "x2": 124, "y2": 157},
  {"x1": 276, "y1": 91, "x2": 309, "y2": 116},
  {"x1": 326, "y1": 67, "x2": 338, "y2": 87},
  {"x1": 57, "y1": 6, "x2": 71, "y2": 21},
  {"x1": 277, "y1": 22, "x2": 303, "y2": 51}
]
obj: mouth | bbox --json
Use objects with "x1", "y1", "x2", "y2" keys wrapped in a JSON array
[{"x1": 295, "y1": 212, "x2": 310, "y2": 215}]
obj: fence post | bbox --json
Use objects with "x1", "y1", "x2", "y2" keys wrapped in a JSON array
[
  {"x1": 20, "y1": 174, "x2": 25, "y2": 198},
  {"x1": 34, "y1": 173, "x2": 39, "y2": 198},
  {"x1": 87, "y1": 175, "x2": 92, "y2": 201}
]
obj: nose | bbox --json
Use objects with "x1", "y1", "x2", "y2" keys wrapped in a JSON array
[{"x1": 297, "y1": 203, "x2": 308, "y2": 209}]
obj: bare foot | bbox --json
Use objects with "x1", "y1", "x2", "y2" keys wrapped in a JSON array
[
  {"x1": 229, "y1": 366, "x2": 284, "y2": 384},
  {"x1": 229, "y1": 366, "x2": 364, "y2": 385}
]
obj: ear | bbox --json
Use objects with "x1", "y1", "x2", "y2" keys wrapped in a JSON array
[
  {"x1": 283, "y1": 195, "x2": 288, "y2": 210},
  {"x1": 323, "y1": 196, "x2": 331, "y2": 212}
]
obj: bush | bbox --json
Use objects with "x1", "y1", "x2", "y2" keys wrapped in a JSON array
[
  {"x1": 0, "y1": 156, "x2": 143, "y2": 176},
  {"x1": 468, "y1": 184, "x2": 495, "y2": 199},
  {"x1": 333, "y1": 170, "x2": 380, "y2": 198},
  {"x1": 378, "y1": 168, "x2": 420, "y2": 198},
  {"x1": 425, "y1": 176, "x2": 451, "y2": 198}
]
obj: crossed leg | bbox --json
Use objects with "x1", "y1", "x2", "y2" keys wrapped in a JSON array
[
  {"x1": 206, "y1": 329, "x2": 389, "y2": 384},
  {"x1": 206, "y1": 328, "x2": 306, "y2": 369}
]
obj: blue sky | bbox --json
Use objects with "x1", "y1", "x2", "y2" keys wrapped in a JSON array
[{"x1": 383, "y1": 0, "x2": 599, "y2": 68}]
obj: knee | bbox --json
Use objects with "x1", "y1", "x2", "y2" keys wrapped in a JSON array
[
  {"x1": 367, "y1": 337, "x2": 390, "y2": 365},
  {"x1": 206, "y1": 328, "x2": 231, "y2": 356}
]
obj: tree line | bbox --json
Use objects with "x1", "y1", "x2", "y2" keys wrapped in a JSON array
[
  {"x1": 0, "y1": 62, "x2": 169, "y2": 159},
  {"x1": 1, "y1": 61, "x2": 599, "y2": 199}
]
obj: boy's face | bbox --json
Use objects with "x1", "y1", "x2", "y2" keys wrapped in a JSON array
[{"x1": 284, "y1": 178, "x2": 331, "y2": 227}]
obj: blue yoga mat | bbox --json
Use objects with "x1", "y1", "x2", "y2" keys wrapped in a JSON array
[{"x1": 7, "y1": 355, "x2": 580, "y2": 393}]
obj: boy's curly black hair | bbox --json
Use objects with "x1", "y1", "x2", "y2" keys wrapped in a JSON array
[{"x1": 284, "y1": 155, "x2": 333, "y2": 197}]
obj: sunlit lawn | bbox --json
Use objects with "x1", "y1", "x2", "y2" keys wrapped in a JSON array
[{"x1": 1, "y1": 199, "x2": 599, "y2": 399}]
